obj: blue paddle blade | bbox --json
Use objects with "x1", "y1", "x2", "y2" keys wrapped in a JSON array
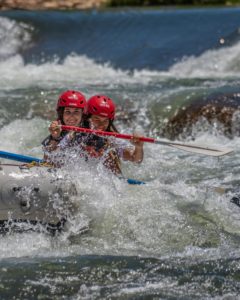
[
  {"x1": 0, "y1": 150, "x2": 43, "y2": 164},
  {"x1": 126, "y1": 178, "x2": 146, "y2": 185}
]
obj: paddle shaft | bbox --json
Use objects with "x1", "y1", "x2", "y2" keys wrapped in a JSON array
[
  {"x1": 62, "y1": 125, "x2": 154, "y2": 143},
  {"x1": 61, "y1": 125, "x2": 233, "y2": 157},
  {"x1": 0, "y1": 150, "x2": 43, "y2": 164}
]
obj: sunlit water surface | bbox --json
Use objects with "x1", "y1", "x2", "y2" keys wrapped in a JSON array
[{"x1": 0, "y1": 7, "x2": 240, "y2": 298}]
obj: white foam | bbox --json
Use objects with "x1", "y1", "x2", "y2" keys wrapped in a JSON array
[
  {"x1": 0, "y1": 53, "x2": 142, "y2": 90},
  {"x1": 169, "y1": 40, "x2": 240, "y2": 78},
  {"x1": 0, "y1": 118, "x2": 47, "y2": 155},
  {"x1": 1, "y1": 34, "x2": 240, "y2": 91},
  {"x1": 0, "y1": 129, "x2": 239, "y2": 259},
  {"x1": 0, "y1": 16, "x2": 33, "y2": 59}
]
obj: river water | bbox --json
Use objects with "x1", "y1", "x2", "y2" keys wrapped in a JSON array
[{"x1": 0, "y1": 7, "x2": 240, "y2": 299}]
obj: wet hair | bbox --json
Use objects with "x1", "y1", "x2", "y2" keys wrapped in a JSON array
[
  {"x1": 109, "y1": 120, "x2": 119, "y2": 133},
  {"x1": 57, "y1": 107, "x2": 65, "y2": 124}
]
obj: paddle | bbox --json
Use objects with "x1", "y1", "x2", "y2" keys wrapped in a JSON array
[
  {"x1": 126, "y1": 178, "x2": 145, "y2": 185},
  {"x1": 0, "y1": 150, "x2": 43, "y2": 164},
  {"x1": 0, "y1": 150, "x2": 145, "y2": 185},
  {"x1": 61, "y1": 125, "x2": 233, "y2": 157}
]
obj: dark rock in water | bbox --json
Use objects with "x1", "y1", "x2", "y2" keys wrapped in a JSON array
[
  {"x1": 231, "y1": 195, "x2": 240, "y2": 208},
  {"x1": 162, "y1": 93, "x2": 240, "y2": 140}
]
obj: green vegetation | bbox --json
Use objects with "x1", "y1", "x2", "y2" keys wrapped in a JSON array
[{"x1": 107, "y1": 0, "x2": 240, "y2": 6}]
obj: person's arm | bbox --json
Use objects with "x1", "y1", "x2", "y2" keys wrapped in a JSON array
[
  {"x1": 49, "y1": 120, "x2": 62, "y2": 140},
  {"x1": 42, "y1": 121, "x2": 62, "y2": 152},
  {"x1": 42, "y1": 121, "x2": 63, "y2": 159},
  {"x1": 122, "y1": 134, "x2": 144, "y2": 163}
]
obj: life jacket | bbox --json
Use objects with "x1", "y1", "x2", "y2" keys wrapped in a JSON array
[
  {"x1": 43, "y1": 131, "x2": 122, "y2": 174},
  {"x1": 42, "y1": 131, "x2": 86, "y2": 166},
  {"x1": 103, "y1": 149, "x2": 122, "y2": 175},
  {"x1": 81, "y1": 134, "x2": 122, "y2": 175}
]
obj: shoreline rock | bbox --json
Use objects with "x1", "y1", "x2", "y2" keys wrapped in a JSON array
[
  {"x1": 0, "y1": 0, "x2": 108, "y2": 10},
  {"x1": 162, "y1": 93, "x2": 240, "y2": 139}
]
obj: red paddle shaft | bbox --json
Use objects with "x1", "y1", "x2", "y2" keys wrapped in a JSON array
[{"x1": 61, "y1": 125, "x2": 154, "y2": 143}]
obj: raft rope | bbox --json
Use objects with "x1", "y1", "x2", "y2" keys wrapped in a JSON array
[
  {"x1": 0, "y1": 161, "x2": 53, "y2": 169},
  {"x1": 22, "y1": 161, "x2": 54, "y2": 168}
]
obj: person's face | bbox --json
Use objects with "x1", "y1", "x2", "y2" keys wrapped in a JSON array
[
  {"x1": 89, "y1": 115, "x2": 110, "y2": 131},
  {"x1": 63, "y1": 107, "x2": 83, "y2": 126}
]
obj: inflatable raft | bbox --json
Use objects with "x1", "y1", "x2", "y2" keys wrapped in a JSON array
[
  {"x1": 0, "y1": 150, "x2": 145, "y2": 234},
  {"x1": 0, "y1": 163, "x2": 77, "y2": 233}
]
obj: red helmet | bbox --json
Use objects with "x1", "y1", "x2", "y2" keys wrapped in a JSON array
[
  {"x1": 57, "y1": 90, "x2": 86, "y2": 110},
  {"x1": 85, "y1": 95, "x2": 115, "y2": 120}
]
